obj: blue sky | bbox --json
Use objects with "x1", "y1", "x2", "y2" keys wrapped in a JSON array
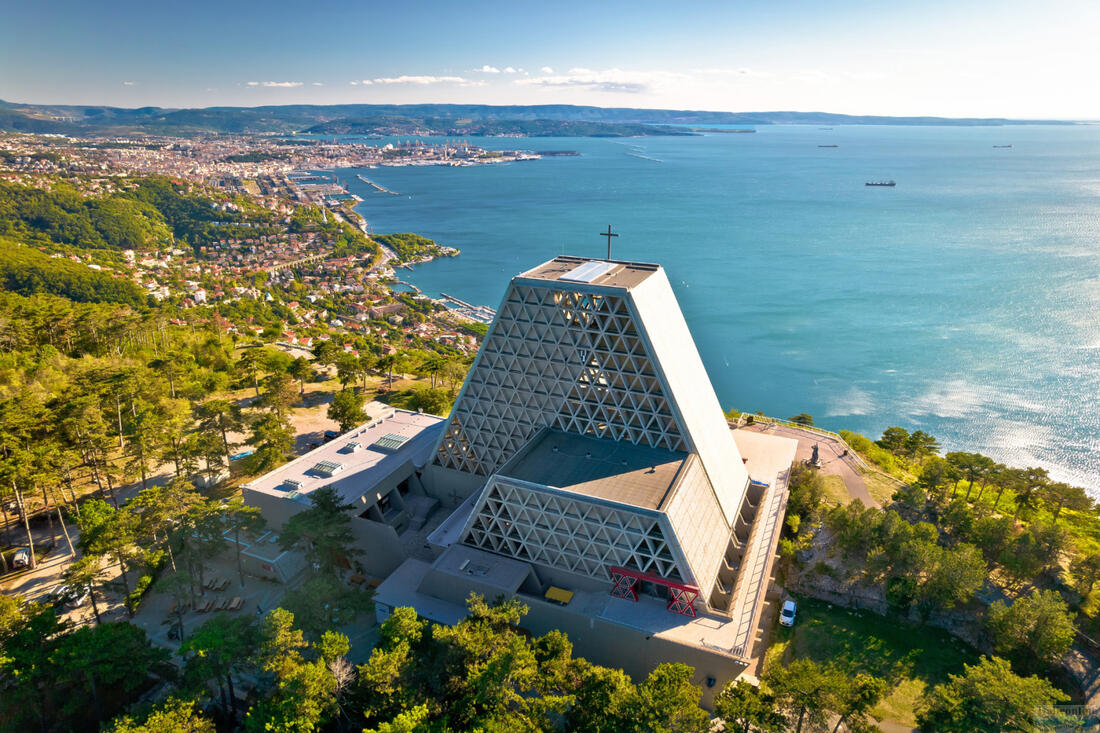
[{"x1": 2, "y1": 0, "x2": 1096, "y2": 118}]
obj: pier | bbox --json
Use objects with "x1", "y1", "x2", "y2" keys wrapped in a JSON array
[
  {"x1": 356, "y1": 173, "x2": 402, "y2": 196},
  {"x1": 440, "y1": 292, "x2": 496, "y2": 324}
]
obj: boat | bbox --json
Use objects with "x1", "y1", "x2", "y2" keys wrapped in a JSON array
[
  {"x1": 993, "y1": 144, "x2": 1013, "y2": 149},
  {"x1": 865, "y1": 181, "x2": 896, "y2": 187},
  {"x1": 818, "y1": 144, "x2": 839, "y2": 148}
]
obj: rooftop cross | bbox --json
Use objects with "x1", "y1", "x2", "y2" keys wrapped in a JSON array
[{"x1": 600, "y1": 224, "x2": 619, "y2": 261}]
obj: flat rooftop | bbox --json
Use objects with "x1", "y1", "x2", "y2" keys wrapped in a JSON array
[
  {"x1": 500, "y1": 429, "x2": 687, "y2": 511},
  {"x1": 244, "y1": 408, "x2": 444, "y2": 506},
  {"x1": 517, "y1": 255, "x2": 661, "y2": 291},
  {"x1": 731, "y1": 429, "x2": 800, "y2": 485}
]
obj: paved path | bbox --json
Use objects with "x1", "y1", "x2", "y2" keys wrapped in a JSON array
[{"x1": 738, "y1": 423, "x2": 878, "y2": 508}]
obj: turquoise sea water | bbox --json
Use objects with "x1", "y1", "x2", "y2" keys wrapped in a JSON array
[{"x1": 346, "y1": 125, "x2": 1100, "y2": 491}]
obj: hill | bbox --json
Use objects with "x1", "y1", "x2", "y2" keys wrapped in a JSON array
[{"x1": 0, "y1": 99, "x2": 1078, "y2": 137}]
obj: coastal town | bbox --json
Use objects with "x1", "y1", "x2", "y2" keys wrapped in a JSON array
[{"x1": 0, "y1": 129, "x2": 494, "y2": 362}]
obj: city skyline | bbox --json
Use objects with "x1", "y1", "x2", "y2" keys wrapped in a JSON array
[{"x1": 3, "y1": 0, "x2": 1098, "y2": 119}]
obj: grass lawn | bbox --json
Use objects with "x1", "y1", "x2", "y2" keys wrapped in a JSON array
[
  {"x1": 764, "y1": 596, "x2": 978, "y2": 728},
  {"x1": 862, "y1": 471, "x2": 903, "y2": 506},
  {"x1": 820, "y1": 474, "x2": 850, "y2": 506}
]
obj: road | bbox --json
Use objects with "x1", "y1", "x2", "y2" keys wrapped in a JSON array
[{"x1": 738, "y1": 423, "x2": 879, "y2": 508}]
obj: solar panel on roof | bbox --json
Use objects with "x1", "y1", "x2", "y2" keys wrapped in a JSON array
[
  {"x1": 371, "y1": 433, "x2": 410, "y2": 452},
  {"x1": 560, "y1": 260, "x2": 615, "y2": 283}
]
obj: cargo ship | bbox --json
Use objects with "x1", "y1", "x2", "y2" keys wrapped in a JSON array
[{"x1": 865, "y1": 180, "x2": 896, "y2": 187}]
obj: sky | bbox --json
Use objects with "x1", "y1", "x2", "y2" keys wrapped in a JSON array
[{"x1": 2, "y1": 0, "x2": 1098, "y2": 119}]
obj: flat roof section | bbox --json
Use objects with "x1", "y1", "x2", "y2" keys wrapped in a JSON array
[
  {"x1": 731, "y1": 429, "x2": 800, "y2": 485},
  {"x1": 244, "y1": 408, "x2": 444, "y2": 506},
  {"x1": 518, "y1": 255, "x2": 661, "y2": 291},
  {"x1": 500, "y1": 430, "x2": 688, "y2": 511}
]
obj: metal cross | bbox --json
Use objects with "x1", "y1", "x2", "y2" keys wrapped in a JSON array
[{"x1": 600, "y1": 225, "x2": 619, "y2": 260}]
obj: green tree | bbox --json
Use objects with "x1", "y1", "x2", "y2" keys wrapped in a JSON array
[
  {"x1": 261, "y1": 371, "x2": 299, "y2": 419},
  {"x1": 312, "y1": 340, "x2": 339, "y2": 367},
  {"x1": 905, "y1": 430, "x2": 940, "y2": 459},
  {"x1": 419, "y1": 353, "x2": 446, "y2": 389},
  {"x1": 104, "y1": 697, "x2": 214, "y2": 733},
  {"x1": 876, "y1": 426, "x2": 910, "y2": 455},
  {"x1": 986, "y1": 590, "x2": 1076, "y2": 670},
  {"x1": 222, "y1": 497, "x2": 266, "y2": 588},
  {"x1": 629, "y1": 663, "x2": 710, "y2": 733},
  {"x1": 916, "y1": 656, "x2": 1068, "y2": 733},
  {"x1": 194, "y1": 398, "x2": 244, "y2": 468},
  {"x1": 713, "y1": 679, "x2": 783, "y2": 733},
  {"x1": 335, "y1": 352, "x2": 362, "y2": 389},
  {"x1": 63, "y1": 553, "x2": 107, "y2": 624},
  {"x1": 328, "y1": 387, "x2": 367, "y2": 432},
  {"x1": 1071, "y1": 551, "x2": 1100, "y2": 595},
  {"x1": 830, "y1": 672, "x2": 888, "y2": 733},
  {"x1": 281, "y1": 573, "x2": 373, "y2": 638},
  {"x1": 181, "y1": 614, "x2": 261, "y2": 719},
  {"x1": 77, "y1": 498, "x2": 140, "y2": 616},
  {"x1": 786, "y1": 464, "x2": 826, "y2": 520},
  {"x1": 235, "y1": 347, "x2": 267, "y2": 397},
  {"x1": 288, "y1": 356, "x2": 313, "y2": 397},
  {"x1": 245, "y1": 412, "x2": 294, "y2": 474},
  {"x1": 1042, "y1": 481, "x2": 1091, "y2": 522},
  {"x1": 278, "y1": 485, "x2": 362, "y2": 576},
  {"x1": 50, "y1": 621, "x2": 171, "y2": 725},
  {"x1": 245, "y1": 608, "x2": 346, "y2": 733},
  {"x1": 763, "y1": 658, "x2": 845, "y2": 733},
  {"x1": 376, "y1": 353, "x2": 399, "y2": 391},
  {"x1": 786, "y1": 412, "x2": 814, "y2": 426}
]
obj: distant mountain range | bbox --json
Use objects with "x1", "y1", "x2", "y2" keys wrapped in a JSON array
[{"x1": 0, "y1": 99, "x2": 1078, "y2": 137}]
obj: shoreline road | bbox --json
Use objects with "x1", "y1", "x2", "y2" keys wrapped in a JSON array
[{"x1": 736, "y1": 423, "x2": 879, "y2": 508}]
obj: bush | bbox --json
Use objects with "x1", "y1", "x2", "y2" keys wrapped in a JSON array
[
  {"x1": 840, "y1": 430, "x2": 903, "y2": 475},
  {"x1": 127, "y1": 574, "x2": 154, "y2": 613}
]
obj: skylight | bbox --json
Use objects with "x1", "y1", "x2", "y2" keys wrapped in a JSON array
[
  {"x1": 560, "y1": 260, "x2": 615, "y2": 283},
  {"x1": 310, "y1": 460, "x2": 344, "y2": 477},
  {"x1": 372, "y1": 433, "x2": 410, "y2": 452}
]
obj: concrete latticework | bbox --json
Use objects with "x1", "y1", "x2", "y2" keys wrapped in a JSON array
[
  {"x1": 436, "y1": 285, "x2": 685, "y2": 477},
  {"x1": 463, "y1": 476, "x2": 689, "y2": 583}
]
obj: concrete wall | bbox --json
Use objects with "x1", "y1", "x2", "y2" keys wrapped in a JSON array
[
  {"x1": 517, "y1": 593, "x2": 746, "y2": 709},
  {"x1": 349, "y1": 516, "x2": 407, "y2": 578},
  {"x1": 422, "y1": 463, "x2": 485, "y2": 504},
  {"x1": 242, "y1": 487, "x2": 310, "y2": 530}
]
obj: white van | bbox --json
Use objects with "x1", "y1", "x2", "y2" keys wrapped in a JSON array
[{"x1": 12, "y1": 548, "x2": 30, "y2": 569}]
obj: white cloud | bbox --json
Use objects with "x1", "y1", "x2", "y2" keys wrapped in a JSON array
[
  {"x1": 372, "y1": 75, "x2": 482, "y2": 86},
  {"x1": 246, "y1": 81, "x2": 259, "y2": 86},
  {"x1": 261, "y1": 81, "x2": 303, "y2": 88},
  {"x1": 516, "y1": 67, "x2": 684, "y2": 94},
  {"x1": 312, "y1": 82, "x2": 324, "y2": 86},
  {"x1": 477, "y1": 65, "x2": 501, "y2": 73},
  {"x1": 690, "y1": 67, "x2": 773, "y2": 79},
  {"x1": 503, "y1": 66, "x2": 517, "y2": 73},
  {"x1": 122, "y1": 81, "x2": 135, "y2": 86},
  {"x1": 540, "y1": 66, "x2": 553, "y2": 74}
]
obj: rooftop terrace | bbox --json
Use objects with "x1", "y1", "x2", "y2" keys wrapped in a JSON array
[{"x1": 517, "y1": 256, "x2": 661, "y2": 291}]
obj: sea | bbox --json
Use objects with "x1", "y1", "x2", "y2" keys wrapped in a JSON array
[{"x1": 340, "y1": 125, "x2": 1100, "y2": 492}]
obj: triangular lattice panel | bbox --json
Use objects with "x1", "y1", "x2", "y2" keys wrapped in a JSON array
[{"x1": 436, "y1": 284, "x2": 686, "y2": 475}]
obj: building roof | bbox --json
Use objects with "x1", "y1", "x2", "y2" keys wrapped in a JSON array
[
  {"x1": 499, "y1": 429, "x2": 687, "y2": 511},
  {"x1": 516, "y1": 255, "x2": 660, "y2": 291},
  {"x1": 244, "y1": 408, "x2": 444, "y2": 506}
]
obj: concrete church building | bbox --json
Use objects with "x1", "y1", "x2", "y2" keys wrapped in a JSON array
[{"x1": 246, "y1": 255, "x2": 797, "y2": 703}]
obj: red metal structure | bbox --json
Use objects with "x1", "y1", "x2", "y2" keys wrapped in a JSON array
[{"x1": 609, "y1": 566, "x2": 700, "y2": 617}]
